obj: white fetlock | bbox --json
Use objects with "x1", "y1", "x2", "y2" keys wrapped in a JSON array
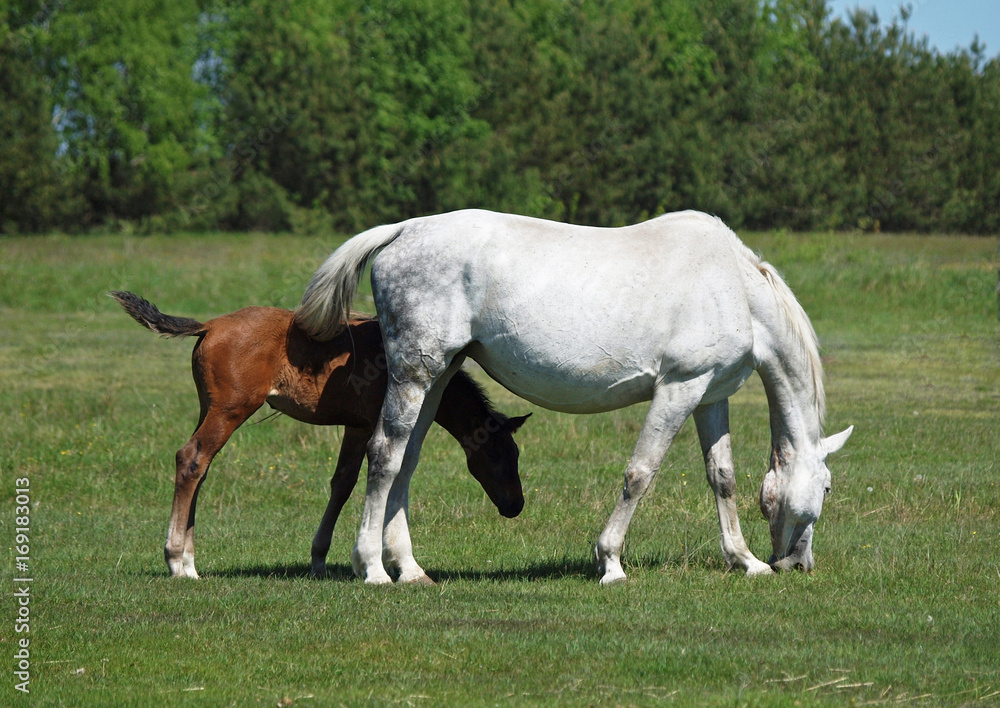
[
  {"x1": 352, "y1": 547, "x2": 393, "y2": 584},
  {"x1": 181, "y1": 551, "x2": 199, "y2": 579},
  {"x1": 166, "y1": 550, "x2": 198, "y2": 578}
]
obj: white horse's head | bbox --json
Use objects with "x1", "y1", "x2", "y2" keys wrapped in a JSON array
[{"x1": 760, "y1": 426, "x2": 853, "y2": 571}]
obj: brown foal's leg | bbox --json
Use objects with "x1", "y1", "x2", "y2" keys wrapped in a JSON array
[
  {"x1": 310, "y1": 426, "x2": 371, "y2": 578},
  {"x1": 165, "y1": 411, "x2": 254, "y2": 577}
]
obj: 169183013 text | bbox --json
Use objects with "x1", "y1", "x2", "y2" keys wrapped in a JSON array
[{"x1": 12, "y1": 477, "x2": 31, "y2": 694}]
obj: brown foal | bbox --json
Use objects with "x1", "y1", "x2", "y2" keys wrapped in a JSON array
[{"x1": 111, "y1": 291, "x2": 527, "y2": 579}]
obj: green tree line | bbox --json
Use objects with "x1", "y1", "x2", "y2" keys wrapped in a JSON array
[{"x1": 2, "y1": 0, "x2": 998, "y2": 234}]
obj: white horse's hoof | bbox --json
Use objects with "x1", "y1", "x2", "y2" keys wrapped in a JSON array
[
  {"x1": 363, "y1": 572, "x2": 394, "y2": 585},
  {"x1": 596, "y1": 553, "x2": 627, "y2": 585},
  {"x1": 599, "y1": 570, "x2": 627, "y2": 585},
  {"x1": 398, "y1": 572, "x2": 436, "y2": 586},
  {"x1": 745, "y1": 562, "x2": 775, "y2": 577},
  {"x1": 394, "y1": 562, "x2": 436, "y2": 585}
]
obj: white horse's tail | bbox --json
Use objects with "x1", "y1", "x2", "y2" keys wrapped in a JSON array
[{"x1": 296, "y1": 222, "x2": 406, "y2": 340}]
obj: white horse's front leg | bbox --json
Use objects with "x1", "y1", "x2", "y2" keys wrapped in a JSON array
[
  {"x1": 596, "y1": 379, "x2": 708, "y2": 584},
  {"x1": 693, "y1": 401, "x2": 773, "y2": 576}
]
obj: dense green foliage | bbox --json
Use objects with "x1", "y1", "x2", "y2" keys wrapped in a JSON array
[
  {"x1": 3, "y1": 0, "x2": 999, "y2": 234},
  {"x1": 1, "y1": 231, "x2": 997, "y2": 704}
]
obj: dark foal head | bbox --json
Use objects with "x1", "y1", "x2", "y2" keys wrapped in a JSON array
[
  {"x1": 462, "y1": 410, "x2": 530, "y2": 518},
  {"x1": 444, "y1": 371, "x2": 528, "y2": 518}
]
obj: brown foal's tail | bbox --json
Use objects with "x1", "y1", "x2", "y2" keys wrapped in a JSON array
[{"x1": 109, "y1": 291, "x2": 208, "y2": 338}]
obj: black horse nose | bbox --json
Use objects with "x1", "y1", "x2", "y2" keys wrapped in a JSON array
[{"x1": 499, "y1": 495, "x2": 524, "y2": 518}]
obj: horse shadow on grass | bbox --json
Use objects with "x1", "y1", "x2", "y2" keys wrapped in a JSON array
[
  {"x1": 207, "y1": 557, "x2": 598, "y2": 583},
  {"x1": 207, "y1": 552, "x2": 723, "y2": 583}
]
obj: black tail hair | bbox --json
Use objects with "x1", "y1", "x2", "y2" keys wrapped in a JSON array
[{"x1": 109, "y1": 291, "x2": 207, "y2": 338}]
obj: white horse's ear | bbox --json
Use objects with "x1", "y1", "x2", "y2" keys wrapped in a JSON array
[{"x1": 822, "y1": 426, "x2": 854, "y2": 456}]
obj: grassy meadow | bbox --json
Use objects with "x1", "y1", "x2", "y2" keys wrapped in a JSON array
[{"x1": 1, "y1": 229, "x2": 998, "y2": 706}]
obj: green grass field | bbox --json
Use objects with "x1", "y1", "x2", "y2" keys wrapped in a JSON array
[{"x1": 2, "y1": 230, "x2": 998, "y2": 706}]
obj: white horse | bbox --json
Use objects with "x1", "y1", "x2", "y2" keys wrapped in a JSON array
[{"x1": 297, "y1": 209, "x2": 852, "y2": 584}]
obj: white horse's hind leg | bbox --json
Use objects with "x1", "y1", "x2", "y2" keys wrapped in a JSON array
[
  {"x1": 595, "y1": 377, "x2": 710, "y2": 585},
  {"x1": 352, "y1": 385, "x2": 422, "y2": 585},
  {"x1": 381, "y1": 363, "x2": 461, "y2": 584},
  {"x1": 693, "y1": 401, "x2": 773, "y2": 576},
  {"x1": 352, "y1": 359, "x2": 459, "y2": 585}
]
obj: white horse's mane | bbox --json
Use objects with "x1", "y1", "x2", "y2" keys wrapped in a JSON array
[{"x1": 715, "y1": 220, "x2": 826, "y2": 426}]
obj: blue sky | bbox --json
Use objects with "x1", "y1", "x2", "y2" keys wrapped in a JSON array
[{"x1": 826, "y1": 0, "x2": 1000, "y2": 56}]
